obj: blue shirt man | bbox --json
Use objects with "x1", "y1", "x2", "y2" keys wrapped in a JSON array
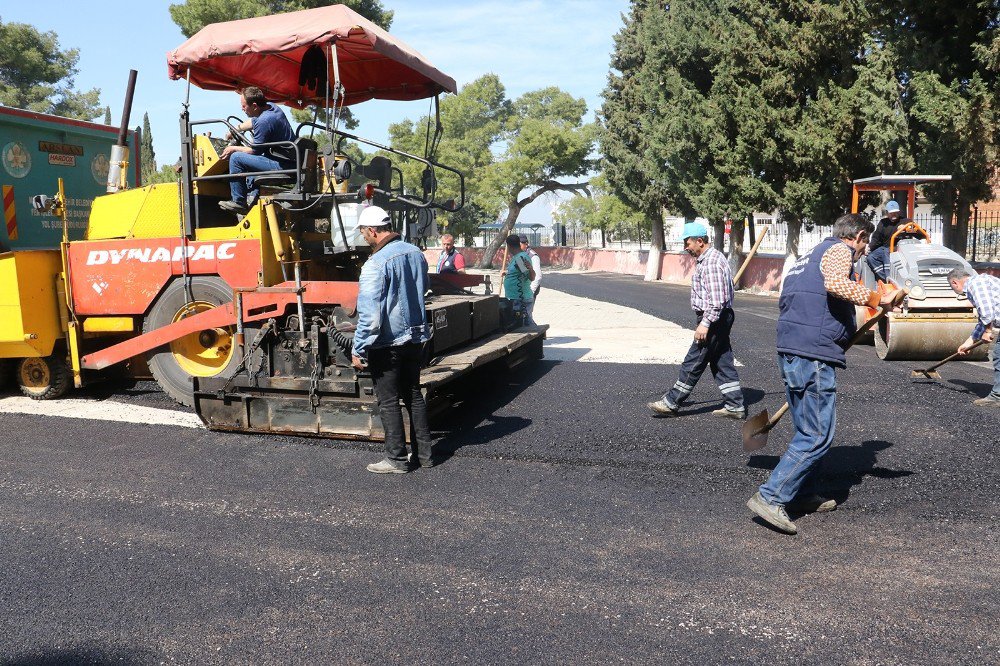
[
  {"x1": 350, "y1": 206, "x2": 434, "y2": 474},
  {"x1": 950, "y1": 268, "x2": 1000, "y2": 406},
  {"x1": 219, "y1": 86, "x2": 295, "y2": 214}
]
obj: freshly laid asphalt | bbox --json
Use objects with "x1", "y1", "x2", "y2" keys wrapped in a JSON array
[{"x1": 0, "y1": 271, "x2": 997, "y2": 664}]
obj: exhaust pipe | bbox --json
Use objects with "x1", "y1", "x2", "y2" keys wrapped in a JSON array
[{"x1": 107, "y1": 69, "x2": 138, "y2": 193}]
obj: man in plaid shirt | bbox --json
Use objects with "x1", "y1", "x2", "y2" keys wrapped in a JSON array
[
  {"x1": 949, "y1": 267, "x2": 1000, "y2": 406},
  {"x1": 648, "y1": 221, "x2": 745, "y2": 418}
]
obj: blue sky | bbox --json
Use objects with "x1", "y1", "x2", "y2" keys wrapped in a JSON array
[{"x1": 4, "y1": 0, "x2": 628, "y2": 224}]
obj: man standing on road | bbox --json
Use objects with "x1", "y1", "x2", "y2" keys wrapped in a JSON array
[
  {"x1": 748, "y1": 213, "x2": 902, "y2": 534},
  {"x1": 436, "y1": 234, "x2": 466, "y2": 274},
  {"x1": 519, "y1": 234, "x2": 542, "y2": 323},
  {"x1": 219, "y1": 87, "x2": 295, "y2": 215},
  {"x1": 648, "y1": 221, "x2": 745, "y2": 419},
  {"x1": 351, "y1": 206, "x2": 435, "y2": 474},
  {"x1": 949, "y1": 267, "x2": 1000, "y2": 407}
]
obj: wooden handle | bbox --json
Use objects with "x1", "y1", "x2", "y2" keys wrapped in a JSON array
[
  {"x1": 925, "y1": 339, "x2": 989, "y2": 372},
  {"x1": 497, "y1": 245, "x2": 509, "y2": 297},
  {"x1": 732, "y1": 226, "x2": 770, "y2": 285}
]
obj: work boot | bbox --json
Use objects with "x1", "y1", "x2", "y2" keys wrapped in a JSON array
[
  {"x1": 973, "y1": 395, "x2": 1000, "y2": 407},
  {"x1": 787, "y1": 494, "x2": 837, "y2": 513},
  {"x1": 219, "y1": 200, "x2": 249, "y2": 214},
  {"x1": 712, "y1": 406, "x2": 746, "y2": 419},
  {"x1": 366, "y1": 459, "x2": 409, "y2": 474},
  {"x1": 747, "y1": 492, "x2": 797, "y2": 534},
  {"x1": 407, "y1": 453, "x2": 435, "y2": 468},
  {"x1": 647, "y1": 399, "x2": 678, "y2": 417}
]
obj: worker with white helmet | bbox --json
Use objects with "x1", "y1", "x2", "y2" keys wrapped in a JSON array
[
  {"x1": 648, "y1": 221, "x2": 745, "y2": 419},
  {"x1": 351, "y1": 206, "x2": 435, "y2": 473}
]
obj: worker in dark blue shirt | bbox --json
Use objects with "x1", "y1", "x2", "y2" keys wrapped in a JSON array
[{"x1": 219, "y1": 86, "x2": 295, "y2": 214}]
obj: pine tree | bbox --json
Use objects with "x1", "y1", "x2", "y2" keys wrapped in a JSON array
[
  {"x1": 140, "y1": 112, "x2": 157, "y2": 186},
  {"x1": 104, "y1": 106, "x2": 112, "y2": 125}
]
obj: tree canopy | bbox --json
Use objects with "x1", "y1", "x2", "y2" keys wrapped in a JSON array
[
  {"x1": 169, "y1": 0, "x2": 392, "y2": 37},
  {"x1": 0, "y1": 19, "x2": 101, "y2": 120},
  {"x1": 606, "y1": 0, "x2": 1000, "y2": 257}
]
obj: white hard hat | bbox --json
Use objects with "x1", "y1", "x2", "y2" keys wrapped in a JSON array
[{"x1": 358, "y1": 205, "x2": 391, "y2": 227}]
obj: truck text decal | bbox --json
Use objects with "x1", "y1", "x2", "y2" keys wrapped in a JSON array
[{"x1": 85, "y1": 242, "x2": 238, "y2": 265}]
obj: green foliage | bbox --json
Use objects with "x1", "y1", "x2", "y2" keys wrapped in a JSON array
[
  {"x1": 599, "y1": 0, "x2": 666, "y2": 249},
  {"x1": 0, "y1": 19, "x2": 101, "y2": 120},
  {"x1": 169, "y1": 0, "x2": 392, "y2": 37},
  {"x1": 140, "y1": 113, "x2": 157, "y2": 186},
  {"x1": 104, "y1": 106, "x2": 112, "y2": 125},
  {"x1": 147, "y1": 164, "x2": 183, "y2": 185},
  {"x1": 552, "y1": 175, "x2": 643, "y2": 241},
  {"x1": 611, "y1": 0, "x2": 999, "y2": 257}
]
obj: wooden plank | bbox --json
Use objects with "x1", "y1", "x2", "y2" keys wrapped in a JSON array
[{"x1": 420, "y1": 325, "x2": 547, "y2": 389}]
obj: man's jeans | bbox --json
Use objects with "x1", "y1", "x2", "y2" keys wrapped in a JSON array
[
  {"x1": 866, "y1": 246, "x2": 891, "y2": 282},
  {"x1": 758, "y1": 354, "x2": 837, "y2": 506},
  {"x1": 369, "y1": 343, "x2": 433, "y2": 468},
  {"x1": 663, "y1": 308, "x2": 743, "y2": 411},
  {"x1": 228, "y1": 152, "x2": 286, "y2": 204}
]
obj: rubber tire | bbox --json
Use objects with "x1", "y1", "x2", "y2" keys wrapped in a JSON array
[
  {"x1": 144, "y1": 276, "x2": 239, "y2": 407},
  {"x1": 17, "y1": 354, "x2": 71, "y2": 400}
]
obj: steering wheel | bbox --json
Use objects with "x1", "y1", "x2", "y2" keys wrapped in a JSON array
[{"x1": 225, "y1": 116, "x2": 252, "y2": 147}]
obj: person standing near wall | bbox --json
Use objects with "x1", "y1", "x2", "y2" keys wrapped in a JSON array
[
  {"x1": 519, "y1": 234, "x2": 542, "y2": 323},
  {"x1": 502, "y1": 234, "x2": 536, "y2": 326},
  {"x1": 436, "y1": 234, "x2": 466, "y2": 274}
]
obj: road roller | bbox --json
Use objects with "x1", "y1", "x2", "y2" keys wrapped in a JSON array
[{"x1": 851, "y1": 175, "x2": 988, "y2": 361}]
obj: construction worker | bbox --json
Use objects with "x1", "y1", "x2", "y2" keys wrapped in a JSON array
[
  {"x1": 747, "y1": 213, "x2": 902, "y2": 534},
  {"x1": 351, "y1": 206, "x2": 435, "y2": 473},
  {"x1": 219, "y1": 86, "x2": 295, "y2": 214},
  {"x1": 866, "y1": 200, "x2": 905, "y2": 281},
  {"x1": 648, "y1": 221, "x2": 745, "y2": 419},
  {"x1": 502, "y1": 234, "x2": 535, "y2": 325},
  {"x1": 949, "y1": 267, "x2": 1000, "y2": 407},
  {"x1": 436, "y1": 234, "x2": 466, "y2": 274},
  {"x1": 519, "y1": 234, "x2": 542, "y2": 322}
]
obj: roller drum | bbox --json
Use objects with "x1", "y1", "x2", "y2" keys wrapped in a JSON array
[{"x1": 874, "y1": 313, "x2": 990, "y2": 361}]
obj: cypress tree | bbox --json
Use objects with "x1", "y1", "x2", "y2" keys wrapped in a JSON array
[{"x1": 140, "y1": 112, "x2": 157, "y2": 186}]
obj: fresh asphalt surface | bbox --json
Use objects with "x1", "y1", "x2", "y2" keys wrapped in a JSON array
[{"x1": 1, "y1": 272, "x2": 997, "y2": 664}]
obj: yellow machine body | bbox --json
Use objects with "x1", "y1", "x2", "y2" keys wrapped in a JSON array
[{"x1": 0, "y1": 250, "x2": 65, "y2": 358}]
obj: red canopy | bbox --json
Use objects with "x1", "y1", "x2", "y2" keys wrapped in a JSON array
[{"x1": 167, "y1": 5, "x2": 456, "y2": 108}]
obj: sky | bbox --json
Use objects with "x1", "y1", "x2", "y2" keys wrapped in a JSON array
[{"x1": 3, "y1": 0, "x2": 628, "y2": 225}]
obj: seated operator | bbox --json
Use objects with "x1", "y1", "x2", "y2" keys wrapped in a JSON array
[
  {"x1": 218, "y1": 86, "x2": 295, "y2": 214},
  {"x1": 866, "y1": 200, "x2": 912, "y2": 282}
]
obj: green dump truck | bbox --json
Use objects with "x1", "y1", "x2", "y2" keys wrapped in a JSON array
[{"x1": 1, "y1": 107, "x2": 140, "y2": 250}]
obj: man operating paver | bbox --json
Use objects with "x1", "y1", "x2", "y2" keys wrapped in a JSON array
[
  {"x1": 949, "y1": 267, "x2": 1000, "y2": 407},
  {"x1": 648, "y1": 221, "x2": 745, "y2": 419},
  {"x1": 748, "y1": 213, "x2": 901, "y2": 534}
]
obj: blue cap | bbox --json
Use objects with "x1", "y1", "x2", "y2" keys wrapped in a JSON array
[
  {"x1": 885, "y1": 200, "x2": 901, "y2": 213},
  {"x1": 682, "y1": 221, "x2": 709, "y2": 239}
]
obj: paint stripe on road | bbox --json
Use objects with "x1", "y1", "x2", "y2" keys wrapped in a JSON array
[{"x1": 0, "y1": 396, "x2": 203, "y2": 429}]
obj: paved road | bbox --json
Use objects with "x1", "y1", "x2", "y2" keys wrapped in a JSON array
[{"x1": 0, "y1": 272, "x2": 996, "y2": 664}]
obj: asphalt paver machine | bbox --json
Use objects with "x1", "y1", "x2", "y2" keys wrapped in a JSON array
[
  {"x1": 851, "y1": 174, "x2": 988, "y2": 361},
  {"x1": 2, "y1": 5, "x2": 546, "y2": 440}
]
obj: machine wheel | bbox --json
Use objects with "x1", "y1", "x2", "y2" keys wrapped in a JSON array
[
  {"x1": 144, "y1": 276, "x2": 238, "y2": 407},
  {"x1": 17, "y1": 355, "x2": 71, "y2": 400}
]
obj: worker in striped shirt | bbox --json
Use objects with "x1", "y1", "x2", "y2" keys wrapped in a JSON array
[
  {"x1": 648, "y1": 221, "x2": 745, "y2": 419},
  {"x1": 949, "y1": 267, "x2": 1000, "y2": 407}
]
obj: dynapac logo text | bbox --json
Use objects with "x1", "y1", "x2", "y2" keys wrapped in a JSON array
[{"x1": 86, "y1": 243, "x2": 238, "y2": 266}]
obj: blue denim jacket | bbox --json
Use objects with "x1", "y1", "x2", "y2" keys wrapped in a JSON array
[{"x1": 352, "y1": 236, "x2": 431, "y2": 360}]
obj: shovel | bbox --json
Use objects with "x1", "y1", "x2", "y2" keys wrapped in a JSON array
[
  {"x1": 910, "y1": 339, "x2": 988, "y2": 381},
  {"x1": 742, "y1": 292, "x2": 905, "y2": 452}
]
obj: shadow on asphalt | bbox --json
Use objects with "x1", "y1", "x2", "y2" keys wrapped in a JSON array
[
  {"x1": 430, "y1": 359, "x2": 557, "y2": 465},
  {"x1": 946, "y1": 378, "x2": 995, "y2": 397},
  {"x1": 2, "y1": 645, "x2": 158, "y2": 666},
  {"x1": 746, "y1": 439, "x2": 914, "y2": 507}
]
